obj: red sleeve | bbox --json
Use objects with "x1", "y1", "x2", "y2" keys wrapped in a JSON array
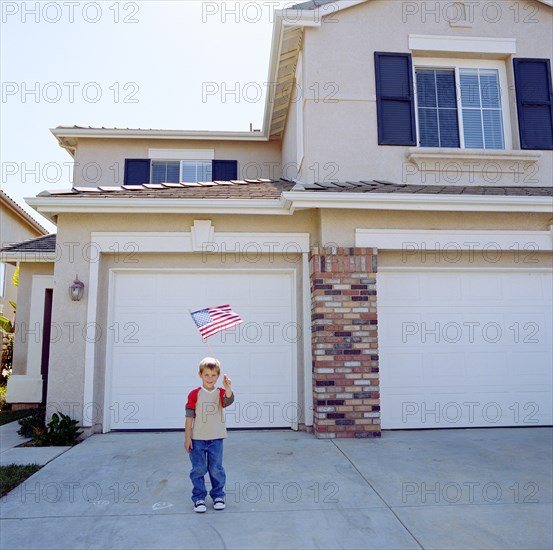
[
  {"x1": 219, "y1": 388, "x2": 226, "y2": 407},
  {"x1": 186, "y1": 388, "x2": 200, "y2": 410}
]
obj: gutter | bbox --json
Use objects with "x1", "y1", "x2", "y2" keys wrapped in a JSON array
[
  {"x1": 25, "y1": 196, "x2": 292, "y2": 223},
  {"x1": 0, "y1": 251, "x2": 56, "y2": 264},
  {"x1": 281, "y1": 191, "x2": 553, "y2": 213}
]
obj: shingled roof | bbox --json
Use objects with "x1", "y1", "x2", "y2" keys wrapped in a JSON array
[
  {"x1": 38, "y1": 179, "x2": 295, "y2": 199},
  {"x1": 36, "y1": 180, "x2": 553, "y2": 199},
  {"x1": 1, "y1": 234, "x2": 56, "y2": 253}
]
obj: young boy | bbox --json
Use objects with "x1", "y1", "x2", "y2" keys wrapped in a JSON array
[{"x1": 185, "y1": 357, "x2": 234, "y2": 513}]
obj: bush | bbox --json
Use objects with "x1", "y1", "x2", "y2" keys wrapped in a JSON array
[
  {"x1": 19, "y1": 410, "x2": 81, "y2": 446},
  {"x1": 18, "y1": 409, "x2": 46, "y2": 438},
  {"x1": 30, "y1": 412, "x2": 83, "y2": 446}
]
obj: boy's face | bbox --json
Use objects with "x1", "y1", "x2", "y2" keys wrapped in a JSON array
[{"x1": 199, "y1": 367, "x2": 219, "y2": 390}]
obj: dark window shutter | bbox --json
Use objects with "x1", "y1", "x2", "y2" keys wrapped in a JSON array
[
  {"x1": 124, "y1": 159, "x2": 151, "y2": 184},
  {"x1": 212, "y1": 160, "x2": 238, "y2": 181},
  {"x1": 513, "y1": 58, "x2": 553, "y2": 150},
  {"x1": 374, "y1": 52, "x2": 416, "y2": 146}
]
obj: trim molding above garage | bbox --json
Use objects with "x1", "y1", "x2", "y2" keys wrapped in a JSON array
[
  {"x1": 90, "y1": 230, "x2": 311, "y2": 254},
  {"x1": 356, "y1": 228, "x2": 553, "y2": 250}
]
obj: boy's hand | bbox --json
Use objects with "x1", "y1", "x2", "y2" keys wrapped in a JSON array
[
  {"x1": 185, "y1": 437, "x2": 193, "y2": 453},
  {"x1": 223, "y1": 374, "x2": 232, "y2": 395}
]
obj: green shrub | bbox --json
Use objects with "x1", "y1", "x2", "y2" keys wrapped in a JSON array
[
  {"x1": 18, "y1": 409, "x2": 46, "y2": 438},
  {"x1": 31, "y1": 412, "x2": 83, "y2": 446}
]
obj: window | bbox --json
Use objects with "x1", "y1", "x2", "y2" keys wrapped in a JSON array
[
  {"x1": 124, "y1": 159, "x2": 237, "y2": 185},
  {"x1": 415, "y1": 61, "x2": 507, "y2": 149},
  {"x1": 416, "y1": 68, "x2": 459, "y2": 147},
  {"x1": 151, "y1": 160, "x2": 212, "y2": 184}
]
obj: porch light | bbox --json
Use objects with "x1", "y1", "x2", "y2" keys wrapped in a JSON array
[{"x1": 69, "y1": 275, "x2": 85, "y2": 301}]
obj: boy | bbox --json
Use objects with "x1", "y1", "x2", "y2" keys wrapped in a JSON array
[{"x1": 185, "y1": 357, "x2": 234, "y2": 513}]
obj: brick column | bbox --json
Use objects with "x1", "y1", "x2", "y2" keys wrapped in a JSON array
[{"x1": 310, "y1": 247, "x2": 380, "y2": 438}]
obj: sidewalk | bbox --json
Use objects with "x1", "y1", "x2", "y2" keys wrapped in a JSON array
[{"x1": 0, "y1": 421, "x2": 71, "y2": 466}]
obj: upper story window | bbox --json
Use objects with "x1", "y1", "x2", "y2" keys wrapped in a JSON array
[
  {"x1": 124, "y1": 157, "x2": 237, "y2": 185},
  {"x1": 414, "y1": 59, "x2": 509, "y2": 149},
  {"x1": 374, "y1": 52, "x2": 553, "y2": 151},
  {"x1": 151, "y1": 160, "x2": 213, "y2": 184}
]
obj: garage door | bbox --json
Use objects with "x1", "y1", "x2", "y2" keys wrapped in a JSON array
[
  {"x1": 378, "y1": 269, "x2": 553, "y2": 429},
  {"x1": 106, "y1": 270, "x2": 296, "y2": 430}
]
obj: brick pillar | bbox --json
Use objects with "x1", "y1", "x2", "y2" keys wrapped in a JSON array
[{"x1": 310, "y1": 247, "x2": 380, "y2": 438}]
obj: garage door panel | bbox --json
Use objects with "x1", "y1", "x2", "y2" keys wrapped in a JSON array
[
  {"x1": 506, "y1": 273, "x2": 552, "y2": 300},
  {"x1": 379, "y1": 270, "x2": 553, "y2": 429},
  {"x1": 112, "y1": 352, "x2": 154, "y2": 381},
  {"x1": 107, "y1": 271, "x2": 295, "y2": 430},
  {"x1": 422, "y1": 275, "x2": 463, "y2": 301},
  {"x1": 383, "y1": 353, "x2": 424, "y2": 385},
  {"x1": 426, "y1": 353, "x2": 466, "y2": 382},
  {"x1": 510, "y1": 352, "x2": 553, "y2": 382},
  {"x1": 114, "y1": 275, "x2": 156, "y2": 305}
]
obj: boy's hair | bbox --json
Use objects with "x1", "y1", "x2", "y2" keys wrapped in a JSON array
[{"x1": 199, "y1": 357, "x2": 221, "y2": 374}]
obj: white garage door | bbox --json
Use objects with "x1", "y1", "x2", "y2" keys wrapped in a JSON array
[
  {"x1": 106, "y1": 270, "x2": 296, "y2": 430},
  {"x1": 378, "y1": 269, "x2": 553, "y2": 429}
]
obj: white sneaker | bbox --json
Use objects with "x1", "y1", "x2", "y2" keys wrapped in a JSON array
[
  {"x1": 213, "y1": 498, "x2": 226, "y2": 510},
  {"x1": 194, "y1": 500, "x2": 207, "y2": 513}
]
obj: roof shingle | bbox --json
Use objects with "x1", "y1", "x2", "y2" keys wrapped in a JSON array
[{"x1": 37, "y1": 180, "x2": 553, "y2": 199}]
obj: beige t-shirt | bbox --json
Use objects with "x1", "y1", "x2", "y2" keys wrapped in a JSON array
[{"x1": 191, "y1": 388, "x2": 227, "y2": 440}]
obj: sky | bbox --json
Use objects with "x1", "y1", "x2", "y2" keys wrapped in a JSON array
[{"x1": 1, "y1": 0, "x2": 294, "y2": 233}]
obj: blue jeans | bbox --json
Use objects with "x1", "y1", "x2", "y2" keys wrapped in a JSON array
[{"x1": 189, "y1": 438, "x2": 226, "y2": 502}]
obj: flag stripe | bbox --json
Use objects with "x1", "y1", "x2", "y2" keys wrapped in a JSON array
[{"x1": 190, "y1": 304, "x2": 243, "y2": 339}]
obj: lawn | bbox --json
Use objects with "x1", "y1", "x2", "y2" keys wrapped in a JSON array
[{"x1": 0, "y1": 464, "x2": 42, "y2": 498}]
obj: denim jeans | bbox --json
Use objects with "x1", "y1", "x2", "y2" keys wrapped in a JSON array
[{"x1": 189, "y1": 438, "x2": 226, "y2": 502}]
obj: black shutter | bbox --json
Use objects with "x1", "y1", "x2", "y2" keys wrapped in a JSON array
[
  {"x1": 124, "y1": 159, "x2": 151, "y2": 184},
  {"x1": 212, "y1": 160, "x2": 238, "y2": 181},
  {"x1": 513, "y1": 58, "x2": 553, "y2": 150},
  {"x1": 374, "y1": 52, "x2": 416, "y2": 146}
]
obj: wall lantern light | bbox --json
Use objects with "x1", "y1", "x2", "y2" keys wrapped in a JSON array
[{"x1": 69, "y1": 275, "x2": 85, "y2": 301}]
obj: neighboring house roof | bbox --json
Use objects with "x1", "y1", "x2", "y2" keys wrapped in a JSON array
[
  {"x1": 1, "y1": 234, "x2": 56, "y2": 253},
  {"x1": 0, "y1": 189, "x2": 48, "y2": 235},
  {"x1": 0, "y1": 234, "x2": 56, "y2": 264}
]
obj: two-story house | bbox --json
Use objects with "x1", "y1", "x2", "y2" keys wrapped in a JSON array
[{"x1": 3, "y1": 0, "x2": 552, "y2": 438}]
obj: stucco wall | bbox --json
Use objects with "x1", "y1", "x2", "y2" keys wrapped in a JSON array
[
  {"x1": 301, "y1": 0, "x2": 553, "y2": 185},
  {"x1": 72, "y1": 138, "x2": 283, "y2": 187}
]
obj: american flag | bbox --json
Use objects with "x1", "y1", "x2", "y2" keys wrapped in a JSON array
[{"x1": 190, "y1": 304, "x2": 243, "y2": 339}]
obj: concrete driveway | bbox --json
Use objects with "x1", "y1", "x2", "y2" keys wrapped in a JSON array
[{"x1": 1, "y1": 428, "x2": 551, "y2": 550}]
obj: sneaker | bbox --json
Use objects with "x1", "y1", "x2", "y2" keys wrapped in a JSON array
[
  {"x1": 194, "y1": 500, "x2": 207, "y2": 513},
  {"x1": 213, "y1": 498, "x2": 226, "y2": 510}
]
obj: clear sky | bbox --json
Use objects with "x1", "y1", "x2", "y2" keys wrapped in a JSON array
[{"x1": 1, "y1": 0, "x2": 293, "y2": 233}]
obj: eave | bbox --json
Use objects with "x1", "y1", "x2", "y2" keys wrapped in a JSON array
[
  {"x1": 25, "y1": 197, "x2": 291, "y2": 223},
  {"x1": 281, "y1": 191, "x2": 553, "y2": 213},
  {"x1": 0, "y1": 251, "x2": 56, "y2": 264},
  {"x1": 25, "y1": 190, "x2": 553, "y2": 226}
]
